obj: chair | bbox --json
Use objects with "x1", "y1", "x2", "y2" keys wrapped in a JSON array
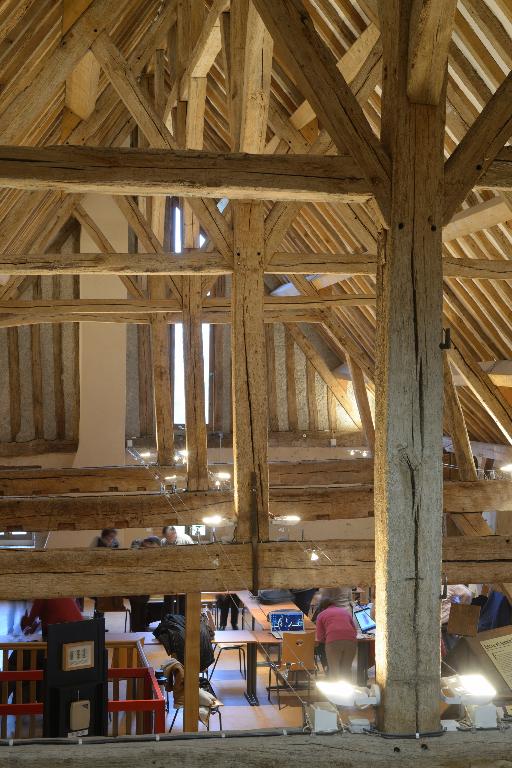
[
  {"x1": 209, "y1": 643, "x2": 246, "y2": 681},
  {"x1": 95, "y1": 596, "x2": 131, "y2": 631},
  {"x1": 168, "y1": 678, "x2": 223, "y2": 732},
  {"x1": 168, "y1": 703, "x2": 223, "y2": 732},
  {"x1": 268, "y1": 631, "x2": 316, "y2": 710}
]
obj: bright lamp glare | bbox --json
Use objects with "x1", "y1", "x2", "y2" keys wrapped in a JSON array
[
  {"x1": 310, "y1": 551, "x2": 319, "y2": 561},
  {"x1": 316, "y1": 680, "x2": 355, "y2": 705},
  {"x1": 164, "y1": 475, "x2": 177, "y2": 481},
  {"x1": 282, "y1": 515, "x2": 301, "y2": 523},
  {"x1": 203, "y1": 515, "x2": 224, "y2": 526},
  {"x1": 179, "y1": 450, "x2": 188, "y2": 458},
  {"x1": 215, "y1": 472, "x2": 231, "y2": 480},
  {"x1": 500, "y1": 464, "x2": 512, "y2": 473},
  {"x1": 140, "y1": 451, "x2": 152, "y2": 458},
  {"x1": 459, "y1": 674, "x2": 496, "y2": 699}
]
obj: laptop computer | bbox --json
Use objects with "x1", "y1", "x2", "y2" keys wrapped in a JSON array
[
  {"x1": 353, "y1": 606, "x2": 376, "y2": 634},
  {"x1": 269, "y1": 610, "x2": 304, "y2": 639}
]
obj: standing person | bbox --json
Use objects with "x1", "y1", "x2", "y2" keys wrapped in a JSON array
[
  {"x1": 91, "y1": 528, "x2": 120, "y2": 548},
  {"x1": 161, "y1": 525, "x2": 194, "y2": 546},
  {"x1": 315, "y1": 598, "x2": 357, "y2": 680},
  {"x1": 318, "y1": 586, "x2": 352, "y2": 609},
  {"x1": 129, "y1": 537, "x2": 161, "y2": 631},
  {"x1": 216, "y1": 594, "x2": 241, "y2": 630}
]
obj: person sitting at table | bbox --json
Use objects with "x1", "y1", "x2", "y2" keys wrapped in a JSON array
[
  {"x1": 20, "y1": 598, "x2": 83, "y2": 638},
  {"x1": 91, "y1": 528, "x2": 119, "y2": 548},
  {"x1": 315, "y1": 598, "x2": 357, "y2": 680},
  {"x1": 129, "y1": 536, "x2": 162, "y2": 631},
  {"x1": 216, "y1": 593, "x2": 241, "y2": 631},
  {"x1": 161, "y1": 525, "x2": 194, "y2": 546}
]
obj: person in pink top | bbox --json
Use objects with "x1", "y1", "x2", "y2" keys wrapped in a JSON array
[{"x1": 315, "y1": 598, "x2": 357, "y2": 679}]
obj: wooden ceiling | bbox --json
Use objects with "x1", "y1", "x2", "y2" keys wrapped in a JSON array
[{"x1": 0, "y1": 0, "x2": 510, "y2": 449}]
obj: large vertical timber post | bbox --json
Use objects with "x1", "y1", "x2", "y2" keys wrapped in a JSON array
[
  {"x1": 176, "y1": 1, "x2": 205, "y2": 735},
  {"x1": 178, "y1": 0, "x2": 209, "y2": 491},
  {"x1": 375, "y1": 2, "x2": 446, "y2": 734},
  {"x1": 183, "y1": 591, "x2": 201, "y2": 732},
  {"x1": 232, "y1": 201, "x2": 269, "y2": 542},
  {"x1": 231, "y1": 0, "x2": 271, "y2": 542}
]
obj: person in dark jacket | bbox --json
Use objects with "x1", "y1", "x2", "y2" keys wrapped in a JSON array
[{"x1": 92, "y1": 528, "x2": 119, "y2": 548}]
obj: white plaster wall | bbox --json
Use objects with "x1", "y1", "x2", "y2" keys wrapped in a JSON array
[{"x1": 73, "y1": 195, "x2": 127, "y2": 468}]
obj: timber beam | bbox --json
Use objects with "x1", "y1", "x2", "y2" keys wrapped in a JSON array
[
  {"x1": 0, "y1": 459, "x2": 375, "y2": 495},
  {"x1": 0, "y1": 480, "x2": 510, "y2": 530},
  {"x1": 0, "y1": 536, "x2": 511, "y2": 598},
  {"x1": 2, "y1": 252, "x2": 512, "y2": 281},
  {"x1": 0, "y1": 309, "x2": 323, "y2": 327},
  {"x1": 0, "y1": 144, "x2": 508, "y2": 205},
  {"x1": 8, "y1": 733, "x2": 512, "y2": 768},
  {"x1": 0, "y1": 146, "x2": 373, "y2": 203}
]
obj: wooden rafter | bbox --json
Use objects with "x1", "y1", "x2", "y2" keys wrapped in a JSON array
[
  {"x1": 252, "y1": 0, "x2": 391, "y2": 220},
  {"x1": 444, "y1": 71, "x2": 512, "y2": 222}
]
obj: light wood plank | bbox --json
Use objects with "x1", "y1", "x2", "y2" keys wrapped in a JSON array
[{"x1": 442, "y1": 196, "x2": 512, "y2": 242}]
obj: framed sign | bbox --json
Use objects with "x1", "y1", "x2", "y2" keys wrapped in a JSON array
[{"x1": 62, "y1": 640, "x2": 95, "y2": 671}]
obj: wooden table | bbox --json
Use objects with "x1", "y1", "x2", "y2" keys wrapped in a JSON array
[
  {"x1": 214, "y1": 625, "x2": 374, "y2": 702},
  {"x1": 213, "y1": 629, "x2": 279, "y2": 705}
]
